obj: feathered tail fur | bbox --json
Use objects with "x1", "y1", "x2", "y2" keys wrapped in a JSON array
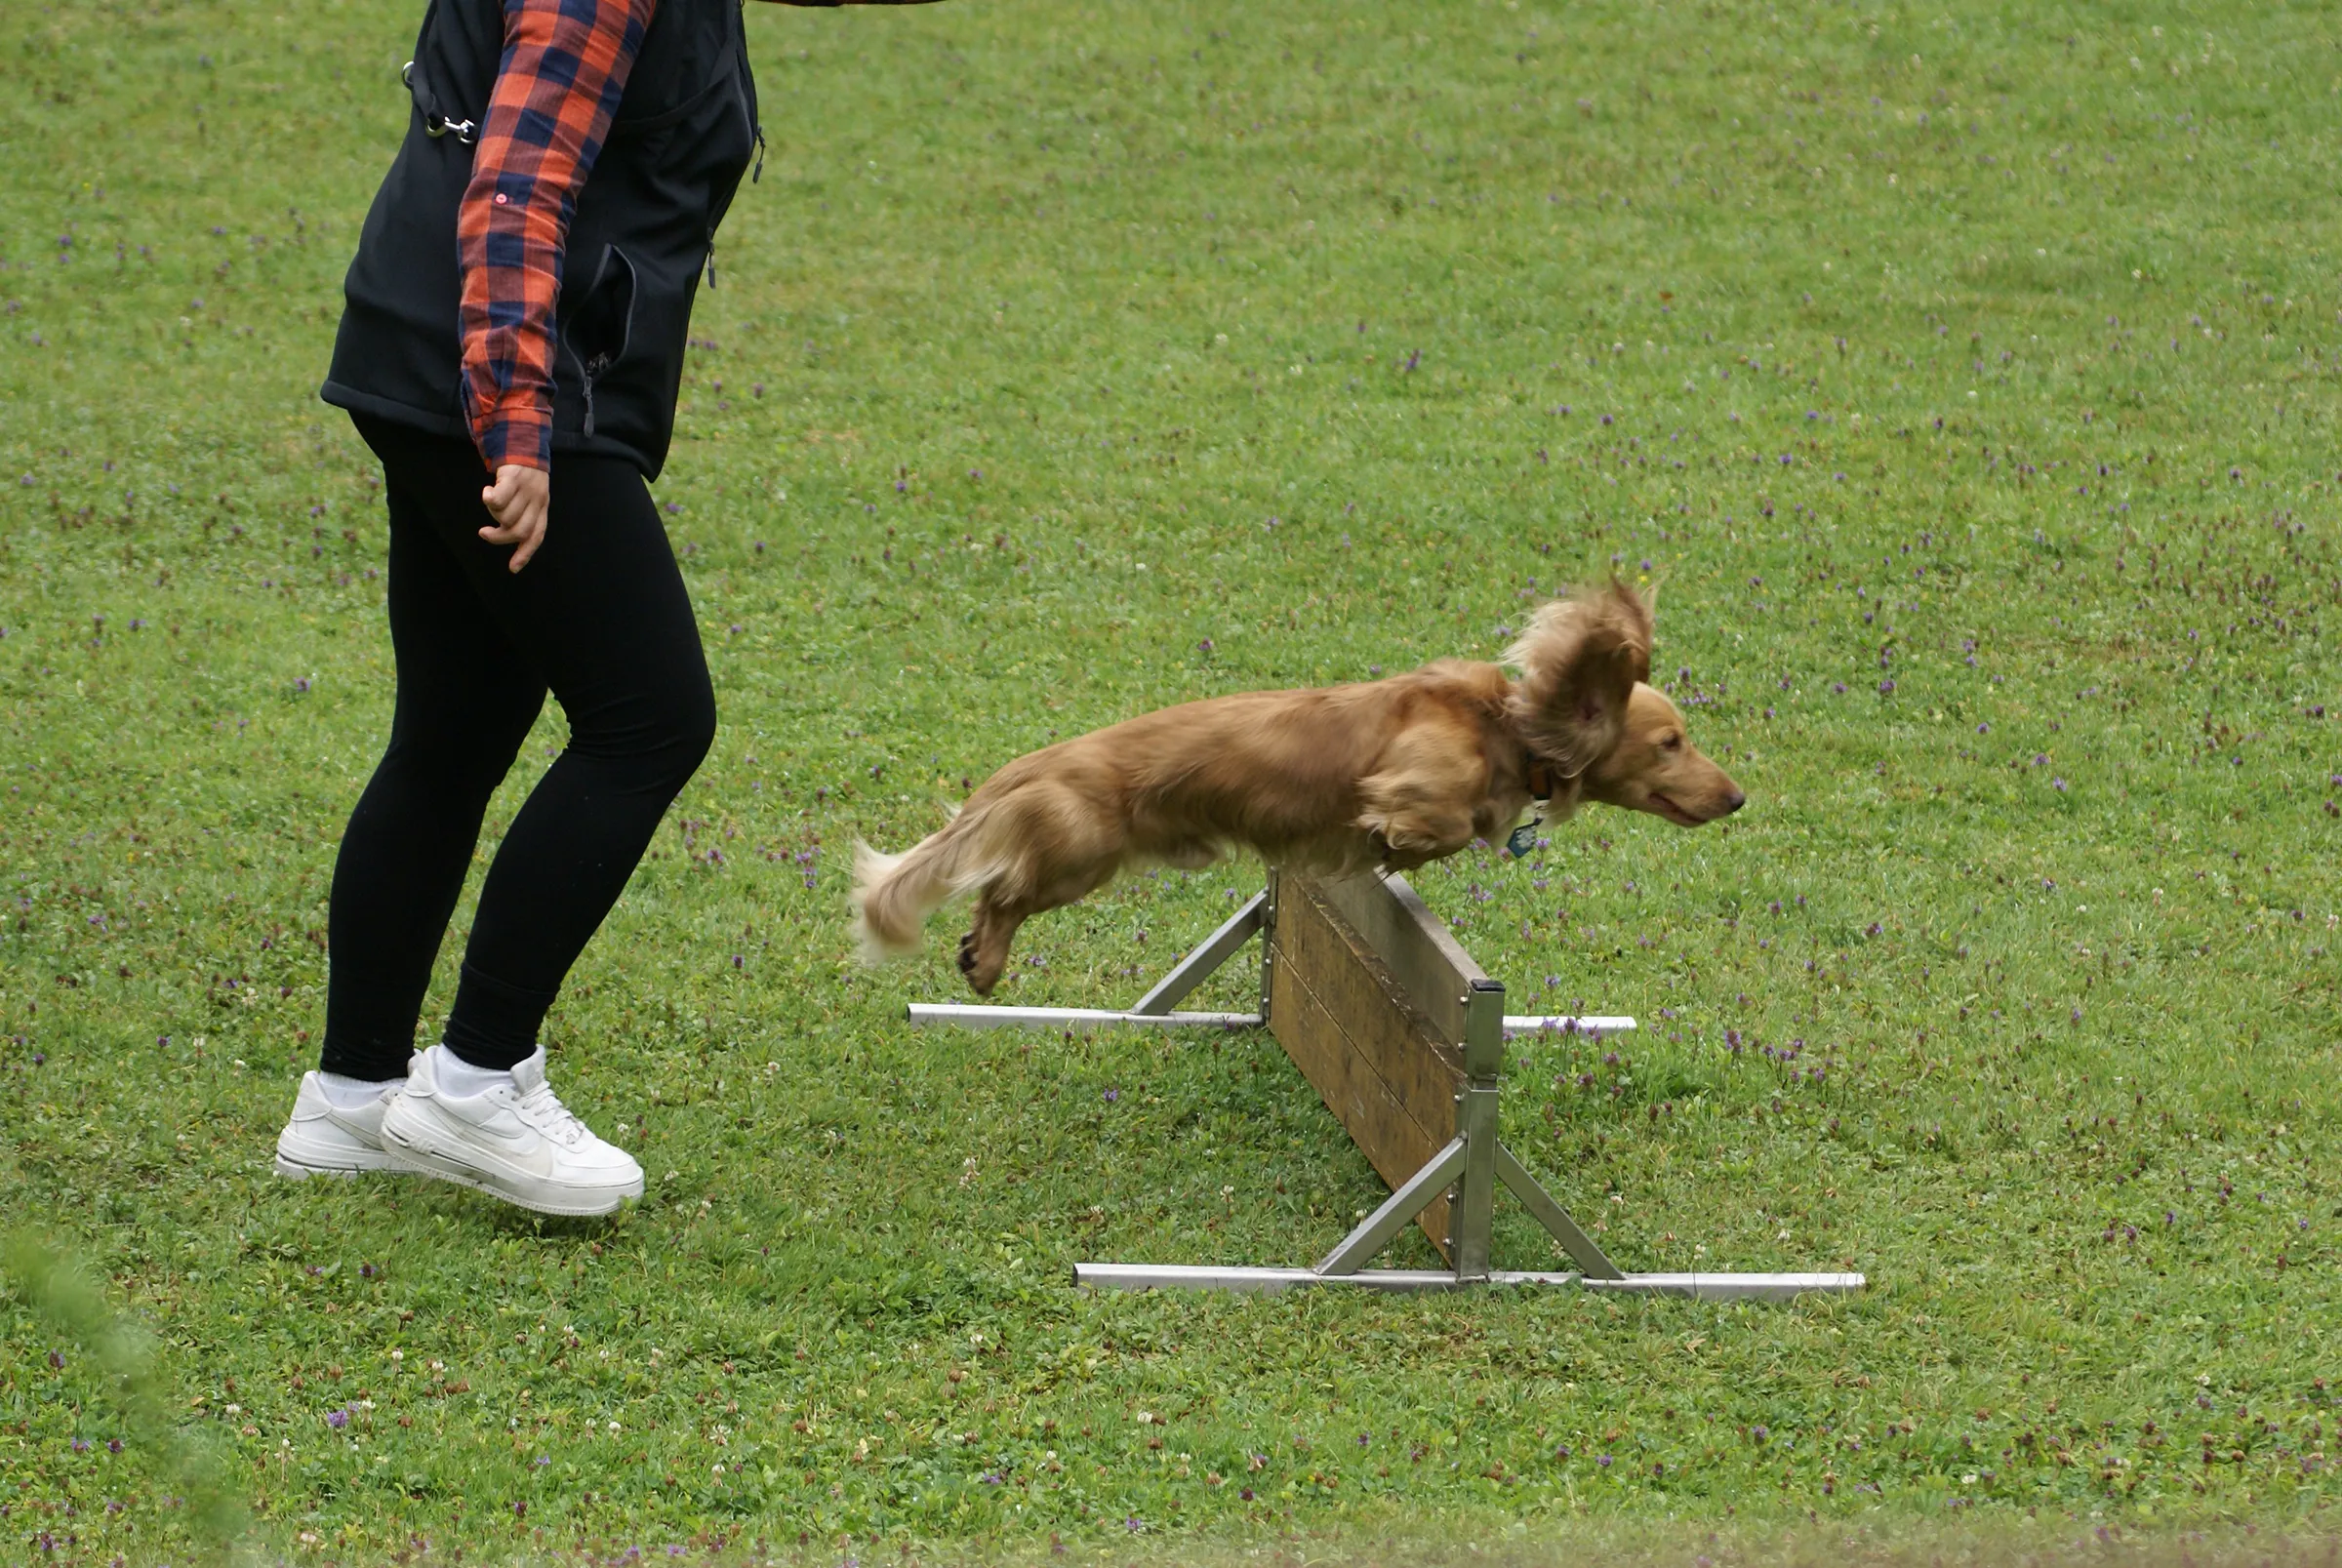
[{"x1": 851, "y1": 805, "x2": 1001, "y2": 963}]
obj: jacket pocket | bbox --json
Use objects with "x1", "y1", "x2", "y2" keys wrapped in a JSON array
[{"x1": 562, "y1": 245, "x2": 637, "y2": 437}]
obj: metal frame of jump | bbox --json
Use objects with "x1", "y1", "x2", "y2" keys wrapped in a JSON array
[{"x1": 908, "y1": 867, "x2": 1863, "y2": 1302}]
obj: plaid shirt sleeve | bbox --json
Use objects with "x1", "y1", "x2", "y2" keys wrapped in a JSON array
[{"x1": 457, "y1": 0, "x2": 658, "y2": 474}]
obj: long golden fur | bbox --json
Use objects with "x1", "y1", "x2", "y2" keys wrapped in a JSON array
[{"x1": 853, "y1": 580, "x2": 1742, "y2": 995}]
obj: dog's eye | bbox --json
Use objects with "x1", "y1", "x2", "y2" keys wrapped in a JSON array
[{"x1": 1661, "y1": 734, "x2": 1682, "y2": 751}]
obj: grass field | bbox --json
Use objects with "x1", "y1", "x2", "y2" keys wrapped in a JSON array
[{"x1": 4, "y1": 0, "x2": 2341, "y2": 1560}]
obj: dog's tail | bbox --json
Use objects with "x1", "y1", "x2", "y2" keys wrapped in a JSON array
[{"x1": 851, "y1": 808, "x2": 999, "y2": 962}]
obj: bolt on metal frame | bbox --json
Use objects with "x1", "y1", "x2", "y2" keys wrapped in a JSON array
[{"x1": 909, "y1": 866, "x2": 1863, "y2": 1302}]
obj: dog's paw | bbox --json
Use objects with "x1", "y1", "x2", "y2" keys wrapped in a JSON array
[{"x1": 956, "y1": 932, "x2": 1000, "y2": 996}]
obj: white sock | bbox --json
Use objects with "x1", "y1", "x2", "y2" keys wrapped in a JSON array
[
  {"x1": 428, "y1": 1043, "x2": 514, "y2": 1100},
  {"x1": 316, "y1": 1071, "x2": 400, "y2": 1109}
]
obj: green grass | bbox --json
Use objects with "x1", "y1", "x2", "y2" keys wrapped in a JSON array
[{"x1": 4, "y1": 0, "x2": 2342, "y2": 1559}]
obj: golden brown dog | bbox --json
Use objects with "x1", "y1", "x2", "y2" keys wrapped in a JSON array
[{"x1": 853, "y1": 581, "x2": 1742, "y2": 994}]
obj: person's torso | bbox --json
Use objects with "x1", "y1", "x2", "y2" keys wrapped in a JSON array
[{"x1": 324, "y1": 0, "x2": 759, "y2": 478}]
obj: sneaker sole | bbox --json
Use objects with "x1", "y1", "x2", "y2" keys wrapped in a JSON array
[
  {"x1": 379, "y1": 1121, "x2": 640, "y2": 1218},
  {"x1": 273, "y1": 1142, "x2": 407, "y2": 1180}
]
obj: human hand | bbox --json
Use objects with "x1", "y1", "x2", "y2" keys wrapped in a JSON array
[{"x1": 479, "y1": 463, "x2": 550, "y2": 572}]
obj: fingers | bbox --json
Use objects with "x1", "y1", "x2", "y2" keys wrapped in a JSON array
[
  {"x1": 477, "y1": 464, "x2": 551, "y2": 573},
  {"x1": 505, "y1": 507, "x2": 547, "y2": 572}
]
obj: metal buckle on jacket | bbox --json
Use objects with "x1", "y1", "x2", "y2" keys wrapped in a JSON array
[{"x1": 425, "y1": 114, "x2": 477, "y2": 145}]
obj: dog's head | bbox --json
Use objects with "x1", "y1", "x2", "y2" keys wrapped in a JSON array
[
  {"x1": 1504, "y1": 581, "x2": 1742, "y2": 827},
  {"x1": 1582, "y1": 682, "x2": 1746, "y2": 825},
  {"x1": 1502, "y1": 579, "x2": 1654, "y2": 777}
]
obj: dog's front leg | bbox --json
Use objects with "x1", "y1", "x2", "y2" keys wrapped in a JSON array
[{"x1": 1366, "y1": 807, "x2": 1476, "y2": 871}]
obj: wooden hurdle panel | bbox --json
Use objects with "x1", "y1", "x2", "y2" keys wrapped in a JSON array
[{"x1": 1263, "y1": 869, "x2": 1475, "y2": 1264}]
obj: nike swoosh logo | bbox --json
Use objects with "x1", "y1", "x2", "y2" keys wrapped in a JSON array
[
  {"x1": 460, "y1": 1113, "x2": 540, "y2": 1151},
  {"x1": 324, "y1": 1105, "x2": 385, "y2": 1144},
  {"x1": 408, "y1": 1105, "x2": 558, "y2": 1178}
]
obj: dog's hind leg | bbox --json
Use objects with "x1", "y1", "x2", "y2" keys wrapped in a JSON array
[
  {"x1": 946, "y1": 800, "x2": 1119, "y2": 996},
  {"x1": 957, "y1": 853, "x2": 1121, "y2": 995},
  {"x1": 956, "y1": 896, "x2": 1024, "y2": 997}
]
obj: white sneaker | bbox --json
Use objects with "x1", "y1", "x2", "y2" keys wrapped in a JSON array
[
  {"x1": 275, "y1": 1070, "x2": 409, "y2": 1178},
  {"x1": 379, "y1": 1045, "x2": 642, "y2": 1217}
]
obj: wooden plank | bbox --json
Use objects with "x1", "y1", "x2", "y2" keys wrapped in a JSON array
[
  {"x1": 1269, "y1": 954, "x2": 1453, "y2": 1260},
  {"x1": 1268, "y1": 876, "x2": 1466, "y2": 1261},
  {"x1": 1310, "y1": 872, "x2": 1485, "y2": 1048},
  {"x1": 1276, "y1": 877, "x2": 1465, "y2": 1114}
]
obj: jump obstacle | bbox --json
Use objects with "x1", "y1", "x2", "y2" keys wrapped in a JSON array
[{"x1": 909, "y1": 866, "x2": 1864, "y2": 1301}]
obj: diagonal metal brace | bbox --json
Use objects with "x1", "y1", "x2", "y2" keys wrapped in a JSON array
[
  {"x1": 1313, "y1": 1137, "x2": 1468, "y2": 1276},
  {"x1": 1130, "y1": 892, "x2": 1267, "y2": 1015},
  {"x1": 1496, "y1": 1143, "x2": 1624, "y2": 1279}
]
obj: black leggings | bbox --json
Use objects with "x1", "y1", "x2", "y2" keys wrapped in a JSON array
[{"x1": 320, "y1": 416, "x2": 714, "y2": 1079}]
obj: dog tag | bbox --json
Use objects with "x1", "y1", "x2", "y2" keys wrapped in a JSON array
[{"x1": 1506, "y1": 822, "x2": 1540, "y2": 859}]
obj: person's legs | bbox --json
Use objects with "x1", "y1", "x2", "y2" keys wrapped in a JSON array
[
  {"x1": 368, "y1": 446, "x2": 708, "y2": 1215},
  {"x1": 289, "y1": 418, "x2": 707, "y2": 1207},
  {"x1": 316, "y1": 421, "x2": 549, "y2": 1084},
  {"x1": 424, "y1": 450, "x2": 717, "y2": 1067}
]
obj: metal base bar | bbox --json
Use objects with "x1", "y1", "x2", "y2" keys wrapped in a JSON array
[
  {"x1": 906, "y1": 1003, "x2": 1259, "y2": 1030},
  {"x1": 908, "y1": 1004, "x2": 1638, "y2": 1037},
  {"x1": 1503, "y1": 1014, "x2": 1636, "y2": 1036},
  {"x1": 1074, "y1": 1263, "x2": 1864, "y2": 1300}
]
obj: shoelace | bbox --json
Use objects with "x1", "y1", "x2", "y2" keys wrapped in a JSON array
[{"x1": 513, "y1": 1079, "x2": 590, "y2": 1148}]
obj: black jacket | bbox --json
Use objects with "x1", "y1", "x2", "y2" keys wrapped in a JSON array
[{"x1": 322, "y1": 0, "x2": 759, "y2": 479}]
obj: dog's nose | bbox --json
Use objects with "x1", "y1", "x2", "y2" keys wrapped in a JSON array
[{"x1": 1723, "y1": 788, "x2": 1747, "y2": 814}]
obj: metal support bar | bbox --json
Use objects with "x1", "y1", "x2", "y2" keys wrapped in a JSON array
[
  {"x1": 1447, "y1": 980, "x2": 1507, "y2": 1280},
  {"x1": 1130, "y1": 893, "x2": 1266, "y2": 1015},
  {"x1": 1495, "y1": 1142, "x2": 1623, "y2": 1279},
  {"x1": 1502, "y1": 1015, "x2": 1636, "y2": 1036},
  {"x1": 1579, "y1": 1273, "x2": 1867, "y2": 1301},
  {"x1": 1313, "y1": 1137, "x2": 1468, "y2": 1276},
  {"x1": 906, "y1": 1004, "x2": 1258, "y2": 1031},
  {"x1": 1257, "y1": 867, "x2": 1280, "y2": 1024},
  {"x1": 1074, "y1": 1265, "x2": 1864, "y2": 1299}
]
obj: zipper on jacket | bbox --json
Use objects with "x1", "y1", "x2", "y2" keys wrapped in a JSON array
[{"x1": 579, "y1": 349, "x2": 616, "y2": 436}]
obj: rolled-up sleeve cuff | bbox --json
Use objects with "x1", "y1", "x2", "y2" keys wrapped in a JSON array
[{"x1": 474, "y1": 406, "x2": 553, "y2": 474}]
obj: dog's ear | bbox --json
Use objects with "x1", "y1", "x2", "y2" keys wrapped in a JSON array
[{"x1": 1502, "y1": 579, "x2": 1653, "y2": 775}]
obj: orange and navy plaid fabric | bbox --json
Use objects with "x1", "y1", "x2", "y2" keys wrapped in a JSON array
[{"x1": 457, "y1": 0, "x2": 658, "y2": 474}]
